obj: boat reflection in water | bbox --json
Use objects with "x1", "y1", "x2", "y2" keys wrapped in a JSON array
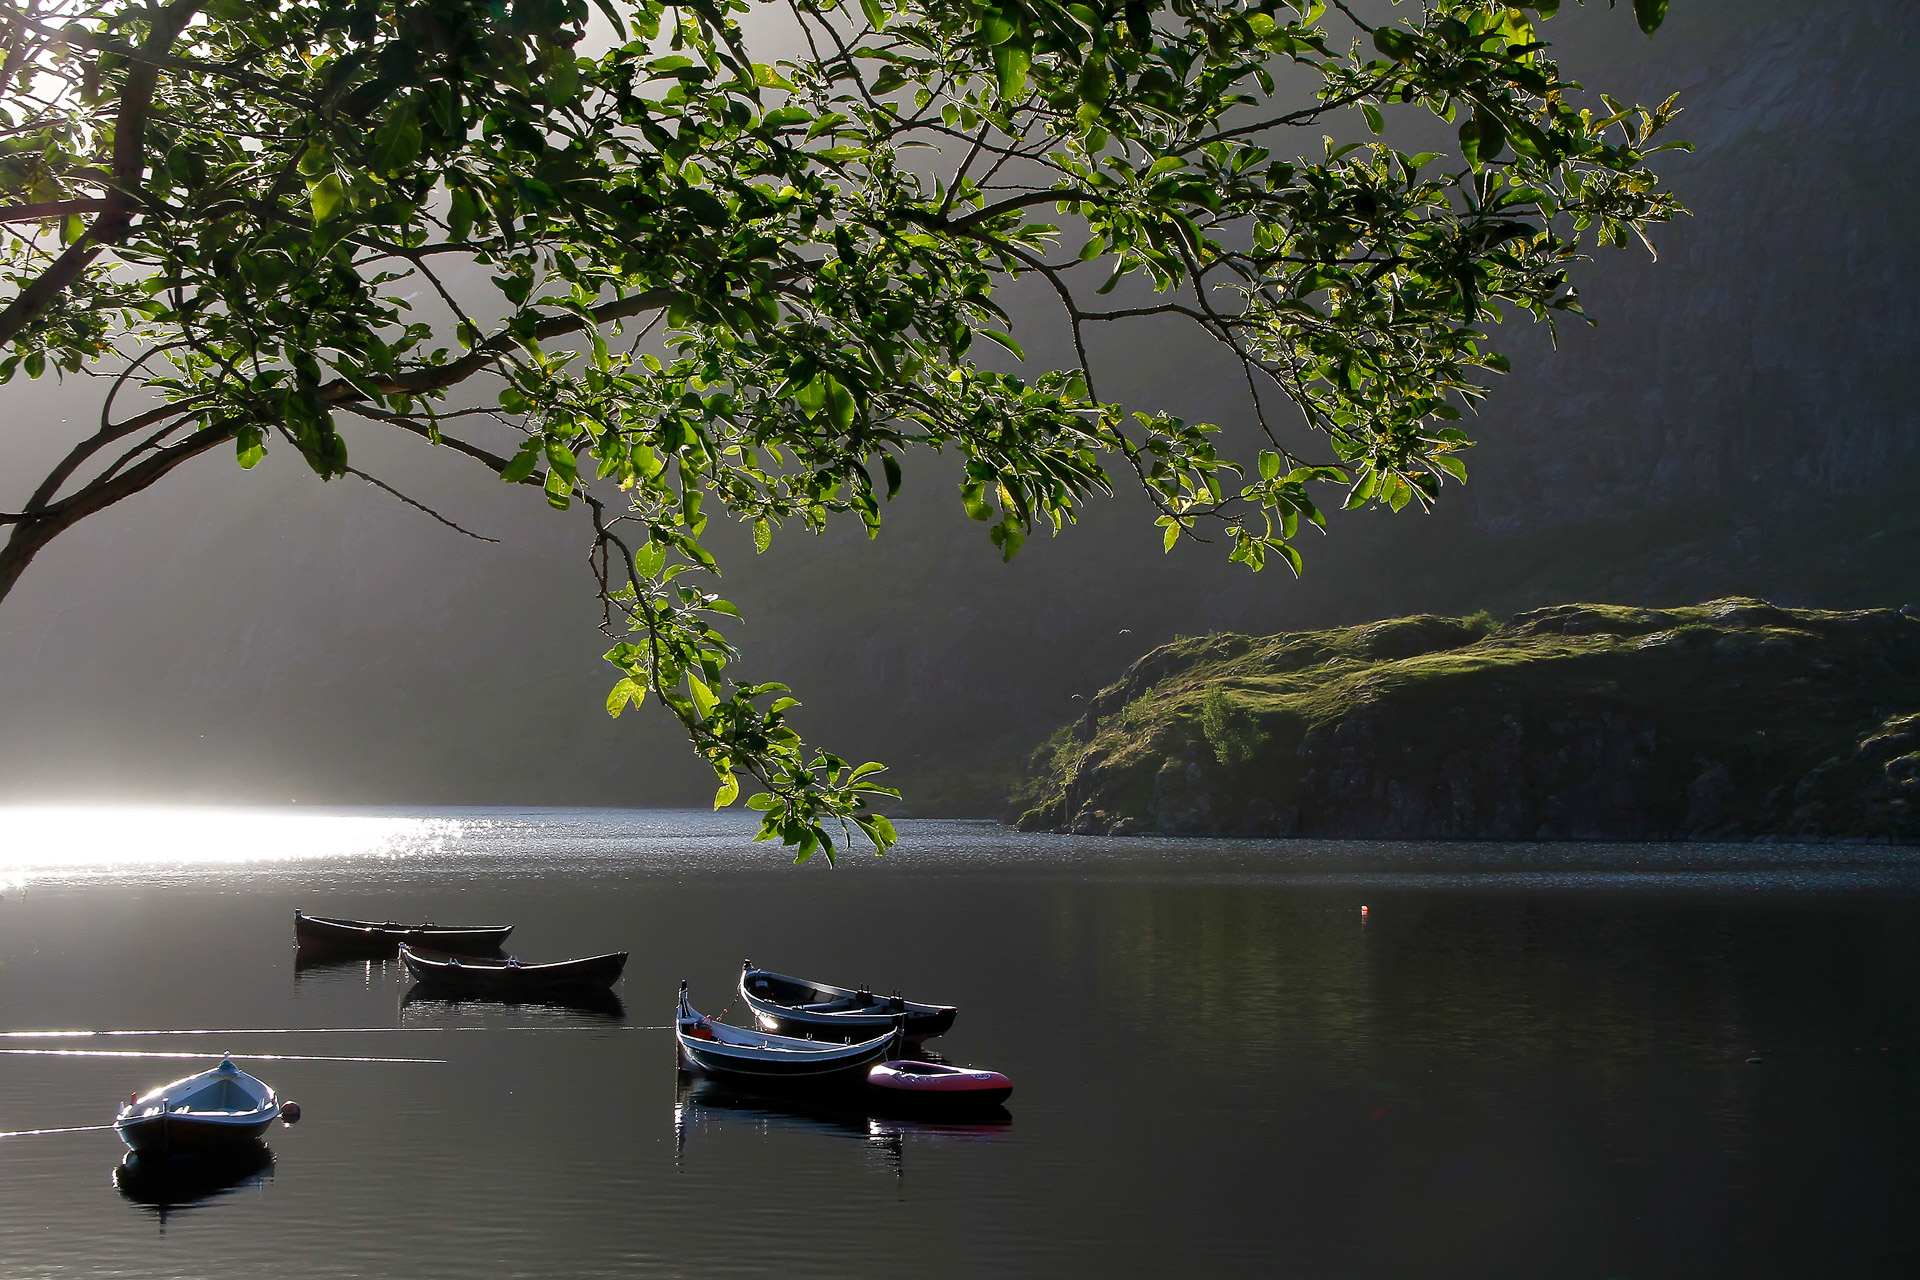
[
  {"x1": 293, "y1": 946, "x2": 407, "y2": 978},
  {"x1": 113, "y1": 1140, "x2": 275, "y2": 1227},
  {"x1": 400, "y1": 984, "x2": 627, "y2": 1021},
  {"x1": 672, "y1": 1076, "x2": 1010, "y2": 1176}
]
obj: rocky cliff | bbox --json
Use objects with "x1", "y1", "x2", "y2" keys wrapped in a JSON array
[{"x1": 1013, "y1": 600, "x2": 1920, "y2": 842}]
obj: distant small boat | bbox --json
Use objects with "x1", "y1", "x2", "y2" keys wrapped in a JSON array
[
  {"x1": 115, "y1": 1057, "x2": 281, "y2": 1153},
  {"x1": 867, "y1": 1060, "x2": 1013, "y2": 1112},
  {"x1": 676, "y1": 983, "x2": 897, "y2": 1085},
  {"x1": 398, "y1": 944, "x2": 627, "y2": 992},
  {"x1": 739, "y1": 961, "x2": 958, "y2": 1044},
  {"x1": 295, "y1": 911, "x2": 512, "y2": 955}
]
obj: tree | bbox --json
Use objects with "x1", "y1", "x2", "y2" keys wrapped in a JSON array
[{"x1": 0, "y1": 0, "x2": 1685, "y2": 859}]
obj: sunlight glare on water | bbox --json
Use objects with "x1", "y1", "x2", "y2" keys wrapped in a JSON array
[{"x1": 0, "y1": 807, "x2": 463, "y2": 886}]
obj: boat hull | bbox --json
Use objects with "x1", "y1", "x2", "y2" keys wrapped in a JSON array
[
  {"x1": 400, "y1": 946, "x2": 627, "y2": 993},
  {"x1": 295, "y1": 912, "x2": 512, "y2": 956},
  {"x1": 676, "y1": 1035, "x2": 895, "y2": 1085},
  {"x1": 115, "y1": 1111, "x2": 276, "y2": 1153},
  {"x1": 676, "y1": 986, "x2": 898, "y2": 1088},
  {"x1": 866, "y1": 1063, "x2": 1013, "y2": 1114}
]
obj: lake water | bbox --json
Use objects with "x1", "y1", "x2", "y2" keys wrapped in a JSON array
[{"x1": 0, "y1": 807, "x2": 1916, "y2": 1278}]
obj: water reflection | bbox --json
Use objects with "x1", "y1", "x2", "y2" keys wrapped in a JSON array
[
  {"x1": 0, "y1": 806, "x2": 463, "y2": 885},
  {"x1": 672, "y1": 1075, "x2": 1011, "y2": 1175},
  {"x1": 674, "y1": 1077, "x2": 873, "y2": 1143},
  {"x1": 113, "y1": 1141, "x2": 275, "y2": 1226},
  {"x1": 399, "y1": 985, "x2": 627, "y2": 1021},
  {"x1": 292, "y1": 948, "x2": 403, "y2": 977}
]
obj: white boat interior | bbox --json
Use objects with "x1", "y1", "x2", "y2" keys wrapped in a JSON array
[
  {"x1": 679, "y1": 992, "x2": 893, "y2": 1057},
  {"x1": 124, "y1": 1059, "x2": 275, "y2": 1119}
]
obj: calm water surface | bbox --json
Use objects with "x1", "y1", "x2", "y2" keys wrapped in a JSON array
[{"x1": 0, "y1": 807, "x2": 1916, "y2": 1278}]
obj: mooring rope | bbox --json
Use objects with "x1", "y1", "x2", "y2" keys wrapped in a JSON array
[
  {"x1": 0, "y1": 1123, "x2": 116, "y2": 1139},
  {"x1": 0, "y1": 1048, "x2": 443, "y2": 1063},
  {"x1": 0, "y1": 1026, "x2": 671, "y2": 1037}
]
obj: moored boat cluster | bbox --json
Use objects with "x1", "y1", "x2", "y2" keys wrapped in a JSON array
[{"x1": 107, "y1": 912, "x2": 1013, "y2": 1185}]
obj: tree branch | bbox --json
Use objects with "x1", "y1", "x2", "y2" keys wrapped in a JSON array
[
  {"x1": 0, "y1": 0, "x2": 199, "y2": 348},
  {"x1": 0, "y1": 199, "x2": 114, "y2": 224},
  {"x1": 342, "y1": 465, "x2": 499, "y2": 543}
]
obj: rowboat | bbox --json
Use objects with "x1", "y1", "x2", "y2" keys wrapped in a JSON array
[
  {"x1": 398, "y1": 944, "x2": 627, "y2": 992},
  {"x1": 294, "y1": 911, "x2": 512, "y2": 955},
  {"x1": 867, "y1": 1059, "x2": 1013, "y2": 1113},
  {"x1": 676, "y1": 983, "x2": 898, "y2": 1085},
  {"x1": 115, "y1": 1057, "x2": 281, "y2": 1153},
  {"x1": 738, "y1": 961, "x2": 958, "y2": 1044}
]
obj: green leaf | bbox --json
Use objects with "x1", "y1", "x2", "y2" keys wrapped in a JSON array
[
  {"x1": 961, "y1": 482, "x2": 993, "y2": 521},
  {"x1": 606, "y1": 677, "x2": 642, "y2": 717},
  {"x1": 448, "y1": 187, "x2": 477, "y2": 242},
  {"x1": 308, "y1": 173, "x2": 346, "y2": 223},
  {"x1": 1361, "y1": 103, "x2": 1384, "y2": 136},
  {"x1": 1632, "y1": 0, "x2": 1668, "y2": 34},
  {"x1": 499, "y1": 441, "x2": 541, "y2": 484},
  {"x1": 978, "y1": 329, "x2": 1025, "y2": 360},
  {"x1": 634, "y1": 541, "x2": 666, "y2": 577},
  {"x1": 823, "y1": 375, "x2": 856, "y2": 433},
  {"x1": 752, "y1": 519, "x2": 772, "y2": 553},
  {"x1": 235, "y1": 427, "x2": 265, "y2": 469},
  {"x1": 994, "y1": 42, "x2": 1031, "y2": 100},
  {"x1": 1372, "y1": 27, "x2": 1417, "y2": 61},
  {"x1": 687, "y1": 672, "x2": 718, "y2": 718},
  {"x1": 1258, "y1": 450, "x2": 1281, "y2": 481},
  {"x1": 978, "y1": 10, "x2": 1017, "y2": 44},
  {"x1": 713, "y1": 774, "x2": 740, "y2": 808}
]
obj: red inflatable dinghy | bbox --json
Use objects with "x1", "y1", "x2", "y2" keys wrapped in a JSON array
[{"x1": 867, "y1": 1060, "x2": 1012, "y2": 1110}]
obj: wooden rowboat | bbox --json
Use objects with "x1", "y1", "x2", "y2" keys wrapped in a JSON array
[
  {"x1": 294, "y1": 911, "x2": 512, "y2": 955},
  {"x1": 399, "y1": 944, "x2": 627, "y2": 993},
  {"x1": 739, "y1": 960, "x2": 957, "y2": 1044},
  {"x1": 676, "y1": 983, "x2": 897, "y2": 1085},
  {"x1": 115, "y1": 1057, "x2": 281, "y2": 1154}
]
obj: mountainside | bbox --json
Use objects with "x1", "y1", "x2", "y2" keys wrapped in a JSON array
[{"x1": 1012, "y1": 600, "x2": 1920, "y2": 843}]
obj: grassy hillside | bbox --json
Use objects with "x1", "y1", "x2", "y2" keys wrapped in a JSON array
[{"x1": 1012, "y1": 600, "x2": 1920, "y2": 842}]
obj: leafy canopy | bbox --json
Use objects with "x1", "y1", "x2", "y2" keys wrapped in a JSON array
[{"x1": 0, "y1": 0, "x2": 1684, "y2": 860}]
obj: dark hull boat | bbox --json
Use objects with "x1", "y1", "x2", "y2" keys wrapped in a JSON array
[
  {"x1": 739, "y1": 961, "x2": 958, "y2": 1044},
  {"x1": 115, "y1": 1058, "x2": 280, "y2": 1154},
  {"x1": 399, "y1": 944, "x2": 627, "y2": 993},
  {"x1": 295, "y1": 911, "x2": 512, "y2": 956},
  {"x1": 676, "y1": 983, "x2": 897, "y2": 1086}
]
